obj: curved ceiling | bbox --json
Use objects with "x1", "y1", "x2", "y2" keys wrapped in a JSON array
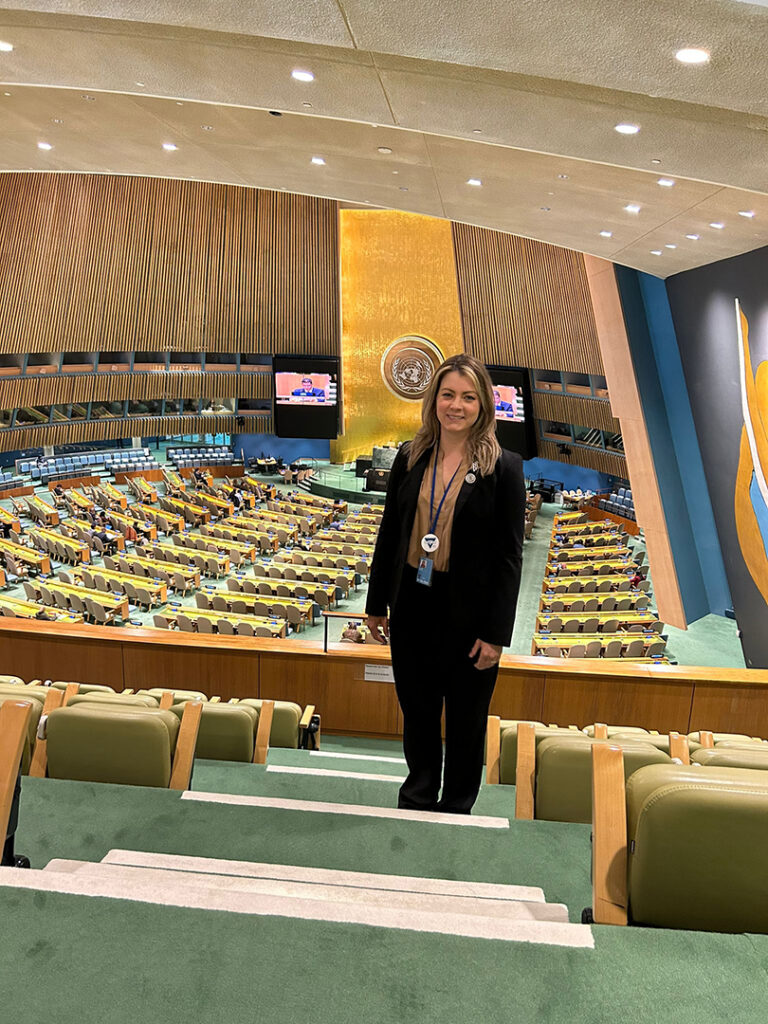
[{"x1": 0, "y1": 1, "x2": 767, "y2": 277}]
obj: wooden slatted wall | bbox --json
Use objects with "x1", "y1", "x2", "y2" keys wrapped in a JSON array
[
  {"x1": 537, "y1": 439, "x2": 626, "y2": 477},
  {"x1": 451, "y1": 223, "x2": 603, "y2": 374},
  {"x1": 0, "y1": 174, "x2": 340, "y2": 355},
  {"x1": 532, "y1": 392, "x2": 621, "y2": 433}
]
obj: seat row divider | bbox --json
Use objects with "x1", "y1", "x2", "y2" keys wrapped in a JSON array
[
  {"x1": 253, "y1": 700, "x2": 275, "y2": 765},
  {"x1": 168, "y1": 702, "x2": 203, "y2": 791},
  {"x1": 485, "y1": 715, "x2": 501, "y2": 785},
  {"x1": 591, "y1": 743, "x2": 629, "y2": 926},
  {"x1": 515, "y1": 722, "x2": 536, "y2": 821},
  {"x1": 0, "y1": 701, "x2": 33, "y2": 850},
  {"x1": 28, "y1": 687, "x2": 65, "y2": 777}
]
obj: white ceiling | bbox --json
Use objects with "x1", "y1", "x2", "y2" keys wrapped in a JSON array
[{"x1": 0, "y1": 1, "x2": 766, "y2": 277}]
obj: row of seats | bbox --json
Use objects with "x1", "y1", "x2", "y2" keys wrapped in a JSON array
[
  {"x1": 600, "y1": 487, "x2": 635, "y2": 520},
  {"x1": 0, "y1": 471, "x2": 22, "y2": 488},
  {"x1": 167, "y1": 447, "x2": 234, "y2": 468}
]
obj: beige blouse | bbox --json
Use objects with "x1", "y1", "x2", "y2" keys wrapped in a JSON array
[{"x1": 406, "y1": 448, "x2": 470, "y2": 571}]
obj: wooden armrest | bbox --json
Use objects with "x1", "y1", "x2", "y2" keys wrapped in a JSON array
[
  {"x1": 299, "y1": 704, "x2": 316, "y2": 729},
  {"x1": 159, "y1": 691, "x2": 174, "y2": 710},
  {"x1": 485, "y1": 715, "x2": 501, "y2": 785},
  {"x1": 591, "y1": 743, "x2": 628, "y2": 925},
  {"x1": 29, "y1": 688, "x2": 64, "y2": 778},
  {"x1": 593, "y1": 722, "x2": 608, "y2": 740},
  {"x1": 668, "y1": 731, "x2": 690, "y2": 764},
  {"x1": 62, "y1": 683, "x2": 79, "y2": 706},
  {"x1": 698, "y1": 730, "x2": 714, "y2": 748},
  {"x1": 253, "y1": 700, "x2": 275, "y2": 765},
  {"x1": 0, "y1": 701, "x2": 33, "y2": 843},
  {"x1": 514, "y1": 722, "x2": 536, "y2": 820},
  {"x1": 169, "y1": 701, "x2": 202, "y2": 791}
]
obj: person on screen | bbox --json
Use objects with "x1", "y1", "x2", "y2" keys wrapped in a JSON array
[
  {"x1": 493, "y1": 389, "x2": 513, "y2": 413},
  {"x1": 292, "y1": 377, "x2": 325, "y2": 398}
]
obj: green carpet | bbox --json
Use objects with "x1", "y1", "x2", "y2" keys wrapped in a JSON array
[{"x1": 0, "y1": 887, "x2": 766, "y2": 1024}]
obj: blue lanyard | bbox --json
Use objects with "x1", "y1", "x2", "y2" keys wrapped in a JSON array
[{"x1": 428, "y1": 450, "x2": 462, "y2": 536}]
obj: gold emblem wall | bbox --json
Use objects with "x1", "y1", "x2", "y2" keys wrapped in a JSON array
[{"x1": 331, "y1": 210, "x2": 465, "y2": 464}]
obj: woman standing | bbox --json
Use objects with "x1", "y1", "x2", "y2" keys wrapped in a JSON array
[{"x1": 366, "y1": 354, "x2": 525, "y2": 814}]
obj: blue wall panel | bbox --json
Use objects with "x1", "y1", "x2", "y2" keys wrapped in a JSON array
[{"x1": 233, "y1": 433, "x2": 330, "y2": 464}]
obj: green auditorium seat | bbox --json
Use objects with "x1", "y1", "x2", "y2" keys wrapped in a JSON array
[
  {"x1": 584, "y1": 724, "x2": 649, "y2": 738},
  {"x1": 140, "y1": 687, "x2": 209, "y2": 705},
  {"x1": 0, "y1": 675, "x2": 24, "y2": 686},
  {"x1": 67, "y1": 693, "x2": 159, "y2": 708},
  {"x1": 49, "y1": 681, "x2": 115, "y2": 695},
  {"x1": 625, "y1": 763, "x2": 768, "y2": 932},
  {"x1": 46, "y1": 705, "x2": 182, "y2": 787},
  {"x1": 692, "y1": 746, "x2": 768, "y2": 770},
  {"x1": 497, "y1": 722, "x2": 574, "y2": 785},
  {"x1": 687, "y1": 730, "x2": 755, "y2": 745},
  {"x1": 169, "y1": 701, "x2": 258, "y2": 762},
  {"x1": 533, "y1": 734, "x2": 671, "y2": 824},
  {"x1": 237, "y1": 698, "x2": 303, "y2": 748},
  {"x1": 0, "y1": 684, "x2": 52, "y2": 708}
]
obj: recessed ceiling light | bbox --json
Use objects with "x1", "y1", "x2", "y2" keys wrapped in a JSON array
[
  {"x1": 392, "y1": 170, "x2": 399, "y2": 175},
  {"x1": 539, "y1": 206, "x2": 551, "y2": 212},
  {"x1": 201, "y1": 124, "x2": 214, "y2": 131},
  {"x1": 651, "y1": 158, "x2": 661, "y2": 165},
  {"x1": 311, "y1": 156, "x2": 325, "y2": 165},
  {"x1": 467, "y1": 178, "x2": 482, "y2": 187},
  {"x1": 175, "y1": 101, "x2": 184, "y2": 106},
  {"x1": 614, "y1": 123, "x2": 640, "y2": 135},
  {"x1": 650, "y1": 250, "x2": 663, "y2": 255},
  {"x1": 472, "y1": 129, "x2": 483, "y2": 134},
  {"x1": 377, "y1": 147, "x2": 392, "y2": 154},
  {"x1": 135, "y1": 81, "x2": 145, "y2": 88},
  {"x1": 709, "y1": 222, "x2": 724, "y2": 229},
  {"x1": 675, "y1": 48, "x2": 710, "y2": 65},
  {"x1": 557, "y1": 174, "x2": 569, "y2": 180},
  {"x1": 399, "y1": 186, "x2": 409, "y2": 191},
  {"x1": 624, "y1": 203, "x2": 641, "y2": 214},
  {"x1": 738, "y1": 210, "x2": 755, "y2": 218},
  {"x1": 3, "y1": 92, "x2": 10, "y2": 97},
  {"x1": 0, "y1": 40, "x2": 13, "y2": 52},
  {"x1": 268, "y1": 110, "x2": 282, "y2": 117},
  {"x1": 302, "y1": 102, "x2": 313, "y2": 108},
  {"x1": 657, "y1": 178, "x2": 676, "y2": 187},
  {"x1": 292, "y1": 69, "x2": 314, "y2": 82},
  {"x1": 599, "y1": 231, "x2": 613, "y2": 238},
  {"x1": 665, "y1": 244, "x2": 677, "y2": 249},
  {"x1": 82, "y1": 94, "x2": 96, "y2": 102},
  {"x1": 162, "y1": 142, "x2": 178, "y2": 151},
  {"x1": 37, "y1": 142, "x2": 52, "y2": 151},
  {"x1": 51, "y1": 118, "x2": 63, "y2": 125},
  {"x1": 686, "y1": 234, "x2": 700, "y2": 240}
]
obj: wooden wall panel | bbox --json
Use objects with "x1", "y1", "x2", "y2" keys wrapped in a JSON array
[
  {"x1": 0, "y1": 174, "x2": 340, "y2": 355},
  {"x1": 532, "y1": 392, "x2": 620, "y2": 433},
  {"x1": 452, "y1": 224, "x2": 603, "y2": 374},
  {"x1": 537, "y1": 438, "x2": 627, "y2": 477}
]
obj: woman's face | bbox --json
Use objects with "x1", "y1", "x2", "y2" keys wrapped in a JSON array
[{"x1": 435, "y1": 370, "x2": 480, "y2": 440}]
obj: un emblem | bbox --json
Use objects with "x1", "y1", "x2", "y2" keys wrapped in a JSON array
[{"x1": 381, "y1": 336, "x2": 444, "y2": 401}]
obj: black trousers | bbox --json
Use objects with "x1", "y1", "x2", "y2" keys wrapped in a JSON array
[
  {"x1": 389, "y1": 565, "x2": 499, "y2": 814},
  {"x1": 1, "y1": 773, "x2": 21, "y2": 866}
]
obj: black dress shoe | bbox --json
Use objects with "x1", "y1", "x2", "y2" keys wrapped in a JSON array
[{"x1": 13, "y1": 855, "x2": 31, "y2": 869}]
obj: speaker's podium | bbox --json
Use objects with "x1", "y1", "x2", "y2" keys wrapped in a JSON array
[{"x1": 365, "y1": 468, "x2": 390, "y2": 492}]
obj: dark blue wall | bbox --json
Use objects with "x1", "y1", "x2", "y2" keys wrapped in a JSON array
[
  {"x1": 233, "y1": 433, "x2": 330, "y2": 464},
  {"x1": 522, "y1": 456, "x2": 614, "y2": 494},
  {"x1": 615, "y1": 265, "x2": 730, "y2": 623}
]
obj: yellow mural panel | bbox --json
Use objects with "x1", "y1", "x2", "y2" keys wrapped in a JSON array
[
  {"x1": 734, "y1": 302, "x2": 768, "y2": 605},
  {"x1": 331, "y1": 211, "x2": 464, "y2": 464}
]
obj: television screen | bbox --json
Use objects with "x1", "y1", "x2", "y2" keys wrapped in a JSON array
[
  {"x1": 487, "y1": 365, "x2": 537, "y2": 459},
  {"x1": 273, "y1": 355, "x2": 340, "y2": 439}
]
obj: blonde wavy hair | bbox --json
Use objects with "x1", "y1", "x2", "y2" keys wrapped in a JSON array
[{"x1": 407, "y1": 353, "x2": 502, "y2": 476}]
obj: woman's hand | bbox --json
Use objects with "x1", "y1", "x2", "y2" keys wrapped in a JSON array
[
  {"x1": 469, "y1": 639, "x2": 502, "y2": 670},
  {"x1": 366, "y1": 615, "x2": 390, "y2": 644}
]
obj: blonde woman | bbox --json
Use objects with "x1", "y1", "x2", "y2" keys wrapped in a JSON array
[{"x1": 366, "y1": 354, "x2": 525, "y2": 814}]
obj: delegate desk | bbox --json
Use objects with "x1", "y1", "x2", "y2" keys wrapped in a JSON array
[
  {"x1": 109, "y1": 510, "x2": 157, "y2": 542},
  {"x1": 543, "y1": 573, "x2": 639, "y2": 592},
  {"x1": 29, "y1": 579, "x2": 129, "y2": 620},
  {"x1": 66, "y1": 489, "x2": 94, "y2": 514},
  {"x1": 212, "y1": 522, "x2": 280, "y2": 552},
  {"x1": 194, "y1": 492, "x2": 234, "y2": 518},
  {"x1": 30, "y1": 527, "x2": 90, "y2": 564},
  {"x1": 536, "y1": 610, "x2": 661, "y2": 632},
  {"x1": 531, "y1": 633, "x2": 665, "y2": 656},
  {"x1": 254, "y1": 564, "x2": 356, "y2": 597},
  {"x1": 135, "y1": 503, "x2": 185, "y2": 534},
  {"x1": 275, "y1": 549, "x2": 371, "y2": 575},
  {"x1": 0, "y1": 593, "x2": 83, "y2": 623},
  {"x1": 550, "y1": 520, "x2": 621, "y2": 536},
  {"x1": 539, "y1": 593, "x2": 649, "y2": 613},
  {"x1": 95, "y1": 482, "x2": 128, "y2": 510},
  {"x1": 76, "y1": 566, "x2": 168, "y2": 604},
  {"x1": 0, "y1": 507, "x2": 20, "y2": 533},
  {"x1": 162, "y1": 606, "x2": 286, "y2": 637},
  {"x1": 240, "y1": 475, "x2": 277, "y2": 499},
  {"x1": 551, "y1": 532, "x2": 624, "y2": 548},
  {"x1": 200, "y1": 588, "x2": 317, "y2": 627},
  {"x1": 130, "y1": 477, "x2": 158, "y2": 503},
  {"x1": 310, "y1": 538, "x2": 376, "y2": 558},
  {"x1": 548, "y1": 558, "x2": 639, "y2": 575},
  {"x1": 269, "y1": 500, "x2": 332, "y2": 527},
  {"x1": 68, "y1": 519, "x2": 125, "y2": 551},
  {"x1": 233, "y1": 574, "x2": 339, "y2": 605},
  {"x1": 0, "y1": 537, "x2": 51, "y2": 574},
  {"x1": 317, "y1": 529, "x2": 379, "y2": 546},
  {"x1": 120, "y1": 555, "x2": 200, "y2": 588},
  {"x1": 548, "y1": 545, "x2": 632, "y2": 562},
  {"x1": 164, "y1": 497, "x2": 210, "y2": 525},
  {"x1": 188, "y1": 531, "x2": 257, "y2": 563},
  {"x1": 291, "y1": 493, "x2": 349, "y2": 517},
  {"x1": 235, "y1": 510, "x2": 307, "y2": 534},
  {"x1": 27, "y1": 496, "x2": 59, "y2": 526},
  {"x1": 148, "y1": 543, "x2": 230, "y2": 576}
]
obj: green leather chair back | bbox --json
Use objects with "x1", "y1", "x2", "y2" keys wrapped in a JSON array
[
  {"x1": 499, "y1": 724, "x2": 572, "y2": 784},
  {"x1": 46, "y1": 706, "x2": 180, "y2": 787},
  {"x1": 0, "y1": 684, "x2": 50, "y2": 707},
  {"x1": 50, "y1": 681, "x2": 115, "y2": 694},
  {"x1": 68, "y1": 692, "x2": 159, "y2": 708},
  {"x1": 0, "y1": 695, "x2": 42, "y2": 773},
  {"x1": 169, "y1": 702, "x2": 257, "y2": 762},
  {"x1": 692, "y1": 746, "x2": 768, "y2": 771},
  {"x1": 626, "y1": 763, "x2": 768, "y2": 932},
  {"x1": 535, "y1": 735, "x2": 670, "y2": 823},
  {"x1": 687, "y1": 731, "x2": 755, "y2": 745},
  {"x1": 238, "y1": 699, "x2": 303, "y2": 749},
  {"x1": 142, "y1": 687, "x2": 209, "y2": 705},
  {"x1": 584, "y1": 724, "x2": 648, "y2": 737},
  {"x1": 0, "y1": 674, "x2": 24, "y2": 686}
]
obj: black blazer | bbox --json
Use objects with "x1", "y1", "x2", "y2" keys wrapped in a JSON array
[{"x1": 365, "y1": 443, "x2": 526, "y2": 647}]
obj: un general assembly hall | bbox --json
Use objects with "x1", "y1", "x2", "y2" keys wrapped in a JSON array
[{"x1": 1, "y1": 3, "x2": 768, "y2": 1022}]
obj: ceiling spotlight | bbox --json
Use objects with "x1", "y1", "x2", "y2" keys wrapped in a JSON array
[
  {"x1": 709, "y1": 222, "x2": 724, "y2": 229},
  {"x1": 540, "y1": 206, "x2": 551, "y2": 212},
  {"x1": 738, "y1": 210, "x2": 755, "y2": 218},
  {"x1": 292, "y1": 69, "x2": 314, "y2": 82},
  {"x1": 51, "y1": 118, "x2": 63, "y2": 125},
  {"x1": 467, "y1": 178, "x2": 482, "y2": 187},
  {"x1": 600, "y1": 231, "x2": 613, "y2": 238},
  {"x1": 651, "y1": 158, "x2": 661, "y2": 165},
  {"x1": 82, "y1": 94, "x2": 96, "y2": 102},
  {"x1": 557, "y1": 174, "x2": 569, "y2": 180},
  {"x1": 392, "y1": 170, "x2": 399, "y2": 175},
  {"x1": 624, "y1": 203, "x2": 641, "y2": 214},
  {"x1": 0, "y1": 40, "x2": 13, "y2": 52},
  {"x1": 614, "y1": 123, "x2": 640, "y2": 135},
  {"x1": 201, "y1": 124, "x2": 214, "y2": 131},
  {"x1": 162, "y1": 142, "x2": 178, "y2": 151},
  {"x1": 657, "y1": 178, "x2": 676, "y2": 187},
  {"x1": 311, "y1": 156, "x2": 325, "y2": 165},
  {"x1": 377, "y1": 146, "x2": 392, "y2": 154},
  {"x1": 135, "y1": 81, "x2": 146, "y2": 88},
  {"x1": 3, "y1": 92, "x2": 10, "y2": 97},
  {"x1": 302, "y1": 102, "x2": 313, "y2": 108},
  {"x1": 650, "y1": 250, "x2": 663, "y2": 255},
  {"x1": 175, "y1": 101, "x2": 184, "y2": 106},
  {"x1": 686, "y1": 234, "x2": 700, "y2": 240},
  {"x1": 268, "y1": 110, "x2": 283, "y2": 117},
  {"x1": 675, "y1": 48, "x2": 710, "y2": 65},
  {"x1": 665, "y1": 244, "x2": 677, "y2": 249},
  {"x1": 37, "y1": 142, "x2": 53, "y2": 151},
  {"x1": 399, "y1": 186, "x2": 409, "y2": 192},
  {"x1": 472, "y1": 129, "x2": 483, "y2": 134}
]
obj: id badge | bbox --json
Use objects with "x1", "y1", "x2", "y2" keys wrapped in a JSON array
[{"x1": 416, "y1": 556, "x2": 434, "y2": 587}]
